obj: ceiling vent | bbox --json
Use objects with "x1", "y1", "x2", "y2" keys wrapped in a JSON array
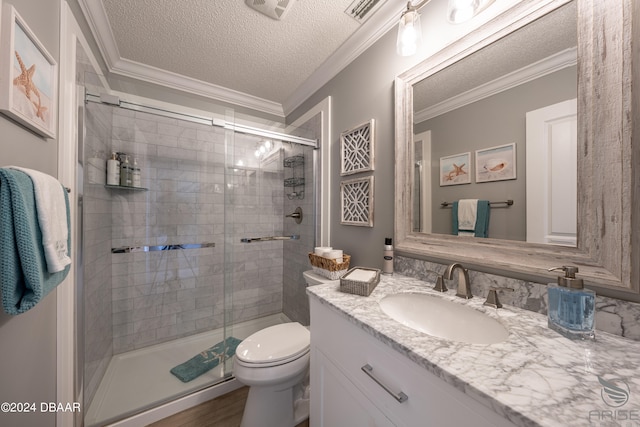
[
  {"x1": 245, "y1": 0, "x2": 297, "y2": 20},
  {"x1": 345, "y1": 0, "x2": 386, "y2": 23}
]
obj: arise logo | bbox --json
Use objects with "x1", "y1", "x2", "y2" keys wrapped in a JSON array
[{"x1": 598, "y1": 376, "x2": 631, "y2": 408}]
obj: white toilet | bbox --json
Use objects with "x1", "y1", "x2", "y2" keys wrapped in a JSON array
[
  {"x1": 302, "y1": 269, "x2": 340, "y2": 286},
  {"x1": 234, "y1": 322, "x2": 311, "y2": 427}
]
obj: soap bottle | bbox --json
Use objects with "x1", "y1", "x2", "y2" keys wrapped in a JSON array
[
  {"x1": 383, "y1": 237, "x2": 394, "y2": 275},
  {"x1": 107, "y1": 152, "x2": 120, "y2": 186},
  {"x1": 120, "y1": 155, "x2": 132, "y2": 187},
  {"x1": 547, "y1": 266, "x2": 595, "y2": 340},
  {"x1": 132, "y1": 158, "x2": 141, "y2": 187}
]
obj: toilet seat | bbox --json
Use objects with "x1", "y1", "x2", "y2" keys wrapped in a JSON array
[{"x1": 236, "y1": 322, "x2": 310, "y2": 367}]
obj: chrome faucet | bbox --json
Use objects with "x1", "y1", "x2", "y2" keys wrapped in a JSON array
[{"x1": 444, "y1": 263, "x2": 473, "y2": 299}]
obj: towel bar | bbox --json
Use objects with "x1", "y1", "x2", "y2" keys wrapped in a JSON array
[
  {"x1": 111, "y1": 242, "x2": 215, "y2": 253},
  {"x1": 440, "y1": 199, "x2": 513, "y2": 208},
  {"x1": 240, "y1": 235, "x2": 300, "y2": 243}
]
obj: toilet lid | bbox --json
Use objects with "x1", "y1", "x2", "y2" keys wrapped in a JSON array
[{"x1": 236, "y1": 322, "x2": 310, "y2": 365}]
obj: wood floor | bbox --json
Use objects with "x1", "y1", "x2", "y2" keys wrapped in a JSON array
[{"x1": 148, "y1": 386, "x2": 310, "y2": 427}]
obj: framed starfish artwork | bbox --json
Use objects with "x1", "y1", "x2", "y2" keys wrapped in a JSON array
[
  {"x1": 439, "y1": 152, "x2": 471, "y2": 186},
  {"x1": 0, "y1": 3, "x2": 58, "y2": 138}
]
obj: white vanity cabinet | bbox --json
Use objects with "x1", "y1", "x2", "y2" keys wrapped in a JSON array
[{"x1": 309, "y1": 298, "x2": 516, "y2": 427}]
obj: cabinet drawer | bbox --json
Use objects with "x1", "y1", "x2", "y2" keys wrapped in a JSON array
[{"x1": 310, "y1": 299, "x2": 515, "y2": 427}]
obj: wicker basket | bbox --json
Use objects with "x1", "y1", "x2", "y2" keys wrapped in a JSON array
[
  {"x1": 339, "y1": 267, "x2": 381, "y2": 296},
  {"x1": 308, "y1": 253, "x2": 351, "y2": 280}
]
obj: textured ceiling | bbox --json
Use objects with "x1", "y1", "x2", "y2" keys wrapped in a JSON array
[
  {"x1": 82, "y1": 0, "x2": 399, "y2": 115},
  {"x1": 414, "y1": 1, "x2": 577, "y2": 113}
]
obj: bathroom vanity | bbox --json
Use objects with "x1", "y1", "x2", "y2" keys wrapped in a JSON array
[{"x1": 307, "y1": 275, "x2": 640, "y2": 426}]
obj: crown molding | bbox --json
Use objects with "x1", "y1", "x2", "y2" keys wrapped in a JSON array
[
  {"x1": 77, "y1": 0, "x2": 404, "y2": 119},
  {"x1": 414, "y1": 47, "x2": 577, "y2": 124},
  {"x1": 282, "y1": 0, "x2": 406, "y2": 115}
]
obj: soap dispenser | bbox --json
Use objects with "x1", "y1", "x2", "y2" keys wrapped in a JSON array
[{"x1": 547, "y1": 266, "x2": 595, "y2": 340}]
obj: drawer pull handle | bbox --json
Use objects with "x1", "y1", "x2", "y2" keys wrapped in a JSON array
[{"x1": 361, "y1": 364, "x2": 409, "y2": 403}]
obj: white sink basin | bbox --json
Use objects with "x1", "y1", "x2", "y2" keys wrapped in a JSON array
[{"x1": 379, "y1": 293, "x2": 509, "y2": 345}]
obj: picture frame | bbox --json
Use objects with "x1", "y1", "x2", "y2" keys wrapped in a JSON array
[
  {"x1": 340, "y1": 176, "x2": 374, "y2": 227},
  {"x1": 439, "y1": 152, "x2": 471, "y2": 186},
  {"x1": 475, "y1": 143, "x2": 516, "y2": 183},
  {"x1": 0, "y1": 3, "x2": 58, "y2": 138},
  {"x1": 340, "y1": 119, "x2": 375, "y2": 176}
]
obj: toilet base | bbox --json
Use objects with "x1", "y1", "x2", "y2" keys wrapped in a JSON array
[{"x1": 240, "y1": 383, "x2": 309, "y2": 427}]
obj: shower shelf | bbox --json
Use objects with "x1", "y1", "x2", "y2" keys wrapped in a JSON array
[
  {"x1": 105, "y1": 184, "x2": 148, "y2": 191},
  {"x1": 284, "y1": 155, "x2": 304, "y2": 168},
  {"x1": 283, "y1": 155, "x2": 305, "y2": 198},
  {"x1": 284, "y1": 177, "x2": 305, "y2": 187}
]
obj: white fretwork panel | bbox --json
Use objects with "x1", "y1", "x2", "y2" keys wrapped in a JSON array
[
  {"x1": 340, "y1": 176, "x2": 374, "y2": 227},
  {"x1": 340, "y1": 119, "x2": 375, "y2": 176}
]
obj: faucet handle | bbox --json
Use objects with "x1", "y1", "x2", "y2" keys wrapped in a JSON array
[
  {"x1": 483, "y1": 287, "x2": 514, "y2": 309},
  {"x1": 424, "y1": 269, "x2": 447, "y2": 292},
  {"x1": 433, "y1": 275, "x2": 448, "y2": 292}
]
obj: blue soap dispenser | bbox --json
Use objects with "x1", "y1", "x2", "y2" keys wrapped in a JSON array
[{"x1": 547, "y1": 266, "x2": 595, "y2": 340}]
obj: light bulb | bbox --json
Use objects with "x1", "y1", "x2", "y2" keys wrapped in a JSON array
[
  {"x1": 447, "y1": 0, "x2": 480, "y2": 24},
  {"x1": 397, "y1": 9, "x2": 422, "y2": 57}
]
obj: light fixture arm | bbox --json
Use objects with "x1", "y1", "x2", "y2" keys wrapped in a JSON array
[{"x1": 406, "y1": 0, "x2": 432, "y2": 13}]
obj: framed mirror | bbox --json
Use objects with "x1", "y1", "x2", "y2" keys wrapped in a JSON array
[{"x1": 394, "y1": 0, "x2": 639, "y2": 295}]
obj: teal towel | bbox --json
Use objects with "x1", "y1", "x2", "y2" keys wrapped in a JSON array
[
  {"x1": 0, "y1": 168, "x2": 70, "y2": 315},
  {"x1": 170, "y1": 336, "x2": 242, "y2": 383},
  {"x1": 451, "y1": 200, "x2": 491, "y2": 238}
]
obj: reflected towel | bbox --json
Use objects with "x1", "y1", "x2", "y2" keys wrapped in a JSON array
[
  {"x1": 170, "y1": 337, "x2": 242, "y2": 383},
  {"x1": 9, "y1": 166, "x2": 71, "y2": 272},
  {"x1": 452, "y1": 200, "x2": 490, "y2": 238},
  {"x1": 0, "y1": 168, "x2": 71, "y2": 315}
]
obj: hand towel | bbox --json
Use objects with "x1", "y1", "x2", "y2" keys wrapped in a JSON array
[
  {"x1": 457, "y1": 199, "x2": 478, "y2": 231},
  {"x1": 452, "y1": 199, "x2": 491, "y2": 238},
  {"x1": 8, "y1": 166, "x2": 71, "y2": 272},
  {"x1": 0, "y1": 168, "x2": 71, "y2": 315}
]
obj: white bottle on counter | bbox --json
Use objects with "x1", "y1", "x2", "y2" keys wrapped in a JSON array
[
  {"x1": 383, "y1": 237, "x2": 394, "y2": 275},
  {"x1": 107, "y1": 152, "x2": 120, "y2": 186}
]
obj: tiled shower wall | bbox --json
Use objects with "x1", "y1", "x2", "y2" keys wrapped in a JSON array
[
  {"x1": 86, "y1": 106, "x2": 291, "y2": 354},
  {"x1": 283, "y1": 114, "x2": 320, "y2": 325},
  {"x1": 107, "y1": 107, "x2": 226, "y2": 354},
  {"x1": 83, "y1": 102, "x2": 114, "y2": 407},
  {"x1": 226, "y1": 135, "x2": 286, "y2": 325}
]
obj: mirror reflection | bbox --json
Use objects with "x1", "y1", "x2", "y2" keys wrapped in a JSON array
[{"x1": 412, "y1": 1, "x2": 577, "y2": 246}]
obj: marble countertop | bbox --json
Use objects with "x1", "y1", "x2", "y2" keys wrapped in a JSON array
[{"x1": 306, "y1": 273, "x2": 640, "y2": 426}]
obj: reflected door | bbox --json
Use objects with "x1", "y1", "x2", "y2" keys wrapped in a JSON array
[{"x1": 526, "y1": 98, "x2": 577, "y2": 246}]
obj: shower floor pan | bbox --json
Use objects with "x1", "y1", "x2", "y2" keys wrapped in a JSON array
[{"x1": 85, "y1": 313, "x2": 288, "y2": 427}]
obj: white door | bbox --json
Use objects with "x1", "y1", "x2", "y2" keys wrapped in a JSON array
[
  {"x1": 413, "y1": 131, "x2": 432, "y2": 233},
  {"x1": 526, "y1": 99, "x2": 577, "y2": 246}
]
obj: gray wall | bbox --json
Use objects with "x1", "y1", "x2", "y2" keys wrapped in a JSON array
[
  {"x1": 0, "y1": 0, "x2": 60, "y2": 426},
  {"x1": 422, "y1": 67, "x2": 577, "y2": 240},
  {"x1": 287, "y1": 27, "x2": 419, "y2": 269}
]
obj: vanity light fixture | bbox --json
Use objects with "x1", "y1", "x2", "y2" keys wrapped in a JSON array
[{"x1": 396, "y1": 0, "x2": 495, "y2": 56}]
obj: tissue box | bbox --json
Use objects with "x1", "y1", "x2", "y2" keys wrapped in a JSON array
[
  {"x1": 308, "y1": 253, "x2": 351, "y2": 280},
  {"x1": 339, "y1": 267, "x2": 381, "y2": 296}
]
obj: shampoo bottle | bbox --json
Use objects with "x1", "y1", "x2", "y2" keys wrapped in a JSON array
[
  {"x1": 547, "y1": 266, "x2": 595, "y2": 340},
  {"x1": 132, "y1": 158, "x2": 141, "y2": 187},
  {"x1": 383, "y1": 237, "x2": 394, "y2": 275},
  {"x1": 120, "y1": 155, "x2": 132, "y2": 187},
  {"x1": 107, "y1": 152, "x2": 120, "y2": 186}
]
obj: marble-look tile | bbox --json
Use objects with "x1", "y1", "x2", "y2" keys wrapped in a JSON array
[{"x1": 307, "y1": 274, "x2": 640, "y2": 427}]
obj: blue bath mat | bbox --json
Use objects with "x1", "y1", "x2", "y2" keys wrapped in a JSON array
[{"x1": 170, "y1": 336, "x2": 242, "y2": 383}]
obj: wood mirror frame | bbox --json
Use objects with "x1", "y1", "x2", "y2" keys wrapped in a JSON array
[{"x1": 394, "y1": 0, "x2": 640, "y2": 296}]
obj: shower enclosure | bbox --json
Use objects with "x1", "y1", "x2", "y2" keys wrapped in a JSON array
[{"x1": 76, "y1": 72, "x2": 318, "y2": 425}]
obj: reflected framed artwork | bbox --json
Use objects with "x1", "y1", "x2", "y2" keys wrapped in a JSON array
[
  {"x1": 475, "y1": 143, "x2": 516, "y2": 183},
  {"x1": 439, "y1": 152, "x2": 471, "y2": 186},
  {"x1": 0, "y1": 3, "x2": 58, "y2": 138}
]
